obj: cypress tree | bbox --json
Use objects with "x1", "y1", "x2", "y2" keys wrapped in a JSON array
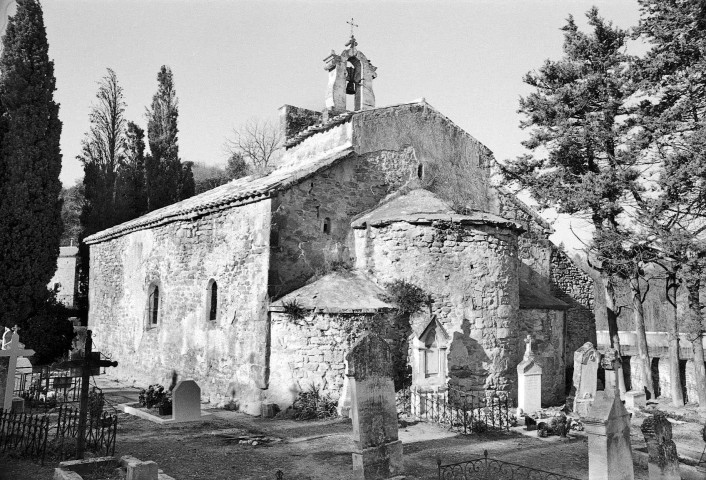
[
  {"x1": 115, "y1": 121, "x2": 147, "y2": 223},
  {"x1": 0, "y1": 0, "x2": 63, "y2": 328},
  {"x1": 146, "y1": 65, "x2": 193, "y2": 211}
]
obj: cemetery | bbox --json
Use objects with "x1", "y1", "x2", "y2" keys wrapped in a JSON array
[{"x1": 4, "y1": 1, "x2": 706, "y2": 480}]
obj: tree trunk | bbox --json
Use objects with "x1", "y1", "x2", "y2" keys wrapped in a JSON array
[
  {"x1": 666, "y1": 272, "x2": 684, "y2": 406},
  {"x1": 604, "y1": 276, "x2": 626, "y2": 394},
  {"x1": 629, "y1": 274, "x2": 655, "y2": 398},
  {"x1": 686, "y1": 279, "x2": 706, "y2": 408}
]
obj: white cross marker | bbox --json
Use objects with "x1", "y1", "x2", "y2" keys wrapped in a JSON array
[{"x1": 0, "y1": 325, "x2": 35, "y2": 410}]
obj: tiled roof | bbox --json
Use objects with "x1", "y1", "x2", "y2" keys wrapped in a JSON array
[
  {"x1": 269, "y1": 270, "x2": 394, "y2": 313},
  {"x1": 351, "y1": 189, "x2": 523, "y2": 231},
  {"x1": 85, "y1": 145, "x2": 354, "y2": 245}
]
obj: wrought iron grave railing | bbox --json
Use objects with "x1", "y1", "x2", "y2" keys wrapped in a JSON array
[
  {"x1": 397, "y1": 386, "x2": 512, "y2": 434},
  {"x1": 437, "y1": 450, "x2": 581, "y2": 480}
]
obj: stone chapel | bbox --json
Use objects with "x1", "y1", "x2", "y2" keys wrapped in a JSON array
[{"x1": 85, "y1": 35, "x2": 595, "y2": 415}]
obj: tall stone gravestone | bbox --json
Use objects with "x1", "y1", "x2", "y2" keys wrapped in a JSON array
[
  {"x1": 584, "y1": 357, "x2": 634, "y2": 480},
  {"x1": 640, "y1": 413, "x2": 681, "y2": 480},
  {"x1": 517, "y1": 335, "x2": 542, "y2": 416},
  {"x1": 573, "y1": 342, "x2": 600, "y2": 417},
  {"x1": 346, "y1": 332, "x2": 403, "y2": 480}
]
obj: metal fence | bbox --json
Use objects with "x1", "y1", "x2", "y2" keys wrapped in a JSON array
[
  {"x1": 0, "y1": 403, "x2": 117, "y2": 464},
  {"x1": 14, "y1": 367, "x2": 84, "y2": 413},
  {"x1": 438, "y1": 450, "x2": 581, "y2": 480},
  {"x1": 397, "y1": 386, "x2": 512, "y2": 434},
  {"x1": 0, "y1": 409, "x2": 50, "y2": 464},
  {"x1": 53, "y1": 404, "x2": 118, "y2": 460}
]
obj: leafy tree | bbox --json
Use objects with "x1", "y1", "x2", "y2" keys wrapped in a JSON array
[
  {"x1": 503, "y1": 9, "x2": 653, "y2": 393},
  {"x1": 225, "y1": 118, "x2": 282, "y2": 174},
  {"x1": 226, "y1": 152, "x2": 249, "y2": 180},
  {"x1": 0, "y1": 0, "x2": 63, "y2": 329},
  {"x1": 60, "y1": 181, "x2": 85, "y2": 246},
  {"x1": 79, "y1": 68, "x2": 126, "y2": 236},
  {"x1": 146, "y1": 65, "x2": 193, "y2": 210},
  {"x1": 631, "y1": 0, "x2": 706, "y2": 406},
  {"x1": 115, "y1": 121, "x2": 147, "y2": 223}
]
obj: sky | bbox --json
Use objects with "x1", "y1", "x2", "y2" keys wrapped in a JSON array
[{"x1": 28, "y1": 0, "x2": 643, "y2": 187}]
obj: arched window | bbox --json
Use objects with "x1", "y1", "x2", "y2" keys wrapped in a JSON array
[
  {"x1": 323, "y1": 217, "x2": 331, "y2": 235},
  {"x1": 148, "y1": 284, "x2": 160, "y2": 327},
  {"x1": 207, "y1": 280, "x2": 218, "y2": 322},
  {"x1": 417, "y1": 164, "x2": 424, "y2": 179}
]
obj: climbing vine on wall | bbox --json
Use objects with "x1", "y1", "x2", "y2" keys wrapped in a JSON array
[{"x1": 385, "y1": 280, "x2": 430, "y2": 314}]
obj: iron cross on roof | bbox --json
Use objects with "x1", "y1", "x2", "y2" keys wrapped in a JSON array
[{"x1": 346, "y1": 18, "x2": 359, "y2": 48}]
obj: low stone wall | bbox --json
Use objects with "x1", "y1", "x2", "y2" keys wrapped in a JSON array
[{"x1": 267, "y1": 311, "x2": 407, "y2": 410}]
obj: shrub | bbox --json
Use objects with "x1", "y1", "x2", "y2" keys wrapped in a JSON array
[
  {"x1": 385, "y1": 280, "x2": 429, "y2": 314},
  {"x1": 282, "y1": 299, "x2": 307, "y2": 321},
  {"x1": 139, "y1": 384, "x2": 169, "y2": 409},
  {"x1": 88, "y1": 390, "x2": 105, "y2": 419},
  {"x1": 289, "y1": 384, "x2": 338, "y2": 420}
]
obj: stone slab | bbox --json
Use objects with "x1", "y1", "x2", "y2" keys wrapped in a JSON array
[
  {"x1": 59, "y1": 457, "x2": 117, "y2": 475},
  {"x1": 624, "y1": 390, "x2": 646, "y2": 411},
  {"x1": 118, "y1": 403, "x2": 211, "y2": 424},
  {"x1": 54, "y1": 469, "x2": 84, "y2": 480},
  {"x1": 127, "y1": 460, "x2": 158, "y2": 480},
  {"x1": 352, "y1": 440, "x2": 404, "y2": 480},
  {"x1": 632, "y1": 449, "x2": 705, "y2": 480},
  {"x1": 583, "y1": 392, "x2": 634, "y2": 480}
]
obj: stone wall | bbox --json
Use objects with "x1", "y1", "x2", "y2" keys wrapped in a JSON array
[
  {"x1": 550, "y1": 249, "x2": 595, "y2": 365},
  {"x1": 269, "y1": 148, "x2": 418, "y2": 297},
  {"x1": 353, "y1": 103, "x2": 495, "y2": 212},
  {"x1": 88, "y1": 200, "x2": 272, "y2": 414},
  {"x1": 355, "y1": 220, "x2": 520, "y2": 396},
  {"x1": 267, "y1": 310, "x2": 408, "y2": 410},
  {"x1": 518, "y1": 309, "x2": 566, "y2": 405},
  {"x1": 279, "y1": 105, "x2": 323, "y2": 141}
]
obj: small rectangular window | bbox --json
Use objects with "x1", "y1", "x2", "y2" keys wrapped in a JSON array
[{"x1": 425, "y1": 349, "x2": 438, "y2": 376}]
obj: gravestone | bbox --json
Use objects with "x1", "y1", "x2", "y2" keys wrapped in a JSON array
[
  {"x1": 517, "y1": 335, "x2": 542, "y2": 416},
  {"x1": 172, "y1": 380, "x2": 202, "y2": 422},
  {"x1": 346, "y1": 332, "x2": 403, "y2": 480},
  {"x1": 584, "y1": 366, "x2": 634, "y2": 480},
  {"x1": 573, "y1": 342, "x2": 601, "y2": 417},
  {"x1": 641, "y1": 413, "x2": 681, "y2": 480},
  {"x1": 0, "y1": 326, "x2": 35, "y2": 410},
  {"x1": 601, "y1": 348, "x2": 622, "y2": 398}
]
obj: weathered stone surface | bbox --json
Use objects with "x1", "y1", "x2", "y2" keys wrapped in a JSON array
[
  {"x1": 573, "y1": 342, "x2": 600, "y2": 417},
  {"x1": 347, "y1": 332, "x2": 403, "y2": 479},
  {"x1": 641, "y1": 413, "x2": 680, "y2": 480},
  {"x1": 88, "y1": 200, "x2": 272, "y2": 414},
  {"x1": 584, "y1": 391, "x2": 634, "y2": 480},
  {"x1": 517, "y1": 336, "x2": 542, "y2": 415},
  {"x1": 53, "y1": 469, "x2": 83, "y2": 480},
  {"x1": 625, "y1": 390, "x2": 646, "y2": 411},
  {"x1": 127, "y1": 460, "x2": 158, "y2": 480}
]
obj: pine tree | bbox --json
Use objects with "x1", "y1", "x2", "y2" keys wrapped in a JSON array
[
  {"x1": 632, "y1": 0, "x2": 706, "y2": 406},
  {"x1": 0, "y1": 0, "x2": 63, "y2": 328},
  {"x1": 503, "y1": 8, "x2": 655, "y2": 395},
  {"x1": 146, "y1": 65, "x2": 193, "y2": 210}
]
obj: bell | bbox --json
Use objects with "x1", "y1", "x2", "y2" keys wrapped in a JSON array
[
  {"x1": 345, "y1": 66, "x2": 357, "y2": 94},
  {"x1": 346, "y1": 80, "x2": 357, "y2": 95}
]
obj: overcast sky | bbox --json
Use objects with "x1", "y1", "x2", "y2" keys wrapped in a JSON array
[{"x1": 32, "y1": 0, "x2": 642, "y2": 187}]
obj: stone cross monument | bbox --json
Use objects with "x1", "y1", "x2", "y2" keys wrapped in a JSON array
[
  {"x1": 0, "y1": 326, "x2": 35, "y2": 410},
  {"x1": 346, "y1": 332, "x2": 403, "y2": 480},
  {"x1": 517, "y1": 334, "x2": 542, "y2": 416}
]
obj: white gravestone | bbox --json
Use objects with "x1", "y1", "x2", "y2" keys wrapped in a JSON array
[
  {"x1": 573, "y1": 342, "x2": 600, "y2": 417},
  {"x1": 517, "y1": 335, "x2": 542, "y2": 416},
  {"x1": 172, "y1": 380, "x2": 202, "y2": 422},
  {"x1": 0, "y1": 326, "x2": 35, "y2": 410},
  {"x1": 584, "y1": 366, "x2": 634, "y2": 480}
]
